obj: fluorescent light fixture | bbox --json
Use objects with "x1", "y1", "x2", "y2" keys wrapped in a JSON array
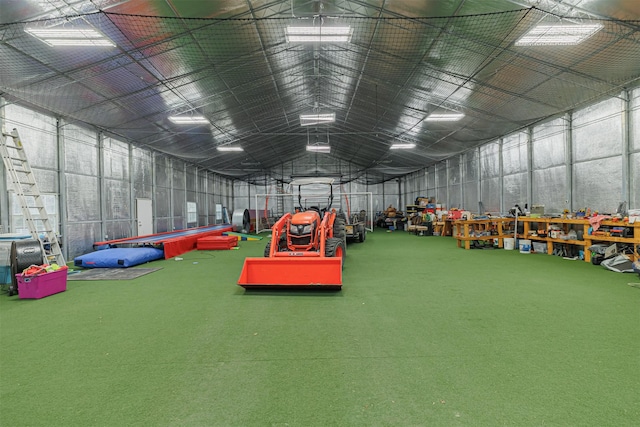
[
  {"x1": 25, "y1": 27, "x2": 115, "y2": 47},
  {"x1": 390, "y1": 143, "x2": 416, "y2": 150},
  {"x1": 286, "y1": 26, "x2": 352, "y2": 43},
  {"x1": 217, "y1": 146, "x2": 243, "y2": 152},
  {"x1": 515, "y1": 24, "x2": 603, "y2": 46},
  {"x1": 168, "y1": 116, "x2": 209, "y2": 124},
  {"x1": 300, "y1": 113, "x2": 336, "y2": 126},
  {"x1": 306, "y1": 145, "x2": 331, "y2": 153},
  {"x1": 425, "y1": 113, "x2": 465, "y2": 121}
]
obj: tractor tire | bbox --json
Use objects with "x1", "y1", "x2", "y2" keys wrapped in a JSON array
[
  {"x1": 264, "y1": 237, "x2": 287, "y2": 256},
  {"x1": 358, "y1": 224, "x2": 366, "y2": 242},
  {"x1": 325, "y1": 237, "x2": 346, "y2": 268},
  {"x1": 333, "y1": 219, "x2": 347, "y2": 246}
]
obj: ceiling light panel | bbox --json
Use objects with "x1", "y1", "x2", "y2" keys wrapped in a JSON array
[
  {"x1": 169, "y1": 116, "x2": 209, "y2": 124},
  {"x1": 217, "y1": 146, "x2": 244, "y2": 152},
  {"x1": 306, "y1": 145, "x2": 331, "y2": 153},
  {"x1": 425, "y1": 113, "x2": 465, "y2": 121},
  {"x1": 515, "y1": 24, "x2": 603, "y2": 46},
  {"x1": 390, "y1": 143, "x2": 416, "y2": 149},
  {"x1": 25, "y1": 27, "x2": 115, "y2": 47},
  {"x1": 286, "y1": 26, "x2": 352, "y2": 43},
  {"x1": 300, "y1": 113, "x2": 335, "y2": 126}
]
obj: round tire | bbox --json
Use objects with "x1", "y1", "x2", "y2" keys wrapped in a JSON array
[
  {"x1": 333, "y1": 218, "x2": 347, "y2": 245},
  {"x1": 325, "y1": 237, "x2": 346, "y2": 268},
  {"x1": 264, "y1": 236, "x2": 287, "y2": 256}
]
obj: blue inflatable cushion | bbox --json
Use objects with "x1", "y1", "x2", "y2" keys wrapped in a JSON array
[{"x1": 74, "y1": 247, "x2": 164, "y2": 268}]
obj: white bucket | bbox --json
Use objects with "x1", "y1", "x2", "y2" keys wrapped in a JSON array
[
  {"x1": 504, "y1": 237, "x2": 515, "y2": 250},
  {"x1": 519, "y1": 239, "x2": 531, "y2": 254}
]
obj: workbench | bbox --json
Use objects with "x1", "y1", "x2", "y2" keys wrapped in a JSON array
[
  {"x1": 517, "y1": 217, "x2": 640, "y2": 263},
  {"x1": 452, "y1": 218, "x2": 514, "y2": 249}
]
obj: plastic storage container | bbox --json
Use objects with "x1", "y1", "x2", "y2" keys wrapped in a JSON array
[{"x1": 16, "y1": 266, "x2": 68, "y2": 299}]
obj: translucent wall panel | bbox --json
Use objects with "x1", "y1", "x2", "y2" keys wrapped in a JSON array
[
  {"x1": 154, "y1": 154, "x2": 171, "y2": 230},
  {"x1": 64, "y1": 124, "x2": 98, "y2": 175},
  {"x1": 383, "y1": 180, "x2": 399, "y2": 208},
  {"x1": 480, "y1": 177, "x2": 500, "y2": 213},
  {"x1": 31, "y1": 169, "x2": 58, "y2": 194},
  {"x1": 435, "y1": 163, "x2": 447, "y2": 204},
  {"x1": 197, "y1": 171, "x2": 209, "y2": 226},
  {"x1": 632, "y1": 88, "x2": 640, "y2": 152},
  {"x1": 480, "y1": 141, "x2": 500, "y2": 179},
  {"x1": 172, "y1": 161, "x2": 185, "y2": 189},
  {"x1": 572, "y1": 98, "x2": 623, "y2": 162},
  {"x1": 532, "y1": 166, "x2": 567, "y2": 214},
  {"x1": 207, "y1": 174, "x2": 217, "y2": 224},
  {"x1": 427, "y1": 167, "x2": 436, "y2": 192},
  {"x1": 155, "y1": 155, "x2": 171, "y2": 188},
  {"x1": 503, "y1": 173, "x2": 527, "y2": 212},
  {"x1": 104, "y1": 179, "x2": 130, "y2": 221},
  {"x1": 132, "y1": 147, "x2": 153, "y2": 199},
  {"x1": 105, "y1": 221, "x2": 131, "y2": 241},
  {"x1": 631, "y1": 153, "x2": 639, "y2": 208},
  {"x1": 155, "y1": 187, "x2": 171, "y2": 218},
  {"x1": 368, "y1": 183, "x2": 384, "y2": 212},
  {"x1": 462, "y1": 150, "x2": 479, "y2": 212},
  {"x1": 171, "y1": 159, "x2": 186, "y2": 229},
  {"x1": 66, "y1": 222, "x2": 101, "y2": 260},
  {"x1": 464, "y1": 182, "x2": 479, "y2": 212},
  {"x1": 186, "y1": 168, "x2": 196, "y2": 193},
  {"x1": 448, "y1": 157, "x2": 461, "y2": 185},
  {"x1": 3, "y1": 104, "x2": 57, "y2": 169},
  {"x1": 102, "y1": 137, "x2": 130, "y2": 223},
  {"x1": 234, "y1": 181, "x2": 250, "y2": 209},
  {"x1": 66, "y1": 174, "x2": 99, "y2": 221},
  {"x1": 103, "y1": 137, "x2": 129, "y2": 180},
  {"x1": 572, "y1": 157, "x2": 622, "y2": 212},
  {"x1": 65, "y1": 124, "x2": 100, "y2": 232},
  {"x1": 448, "y1": 158, "x2": 462, "y2": 209},
  {"x1": 532, "y1": 118, "x2": 566, "y2": 169},
  {"x1": 156, "y1": 218, "x2": 170, "y2": 233},
  {"x1": 502, "y1": 132, "x2": 528, "y2": 175}
]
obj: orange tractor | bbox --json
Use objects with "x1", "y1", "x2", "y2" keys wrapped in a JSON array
[{"x1": 237, "y1": 179, "x2": 346, "y2": 289}]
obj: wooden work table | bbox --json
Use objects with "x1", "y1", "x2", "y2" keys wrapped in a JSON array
[
  {"x1": 452, "y1": 218, "x2": 515, "y2": 249},
  {"x1": 517, "y1": 217, "x2": 640, "y2": 263}
]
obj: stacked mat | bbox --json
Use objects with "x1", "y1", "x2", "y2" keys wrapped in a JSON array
[{"x1": 197, "y1": 236, "x2": 238, "y2": 250}]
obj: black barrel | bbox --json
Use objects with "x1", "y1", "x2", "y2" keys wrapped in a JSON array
[{"x1": 9, "y1": 239, "x2": 44, "y2": 295}]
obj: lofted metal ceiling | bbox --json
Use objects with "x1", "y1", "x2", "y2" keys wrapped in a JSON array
[{"x1": 1, "y1": 0, "x2": 639, "y2": 184}]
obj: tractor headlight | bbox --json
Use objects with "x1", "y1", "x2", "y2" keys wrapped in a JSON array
[{"x1": 290, "y1": 224, "x2": 313, "y2": 235}]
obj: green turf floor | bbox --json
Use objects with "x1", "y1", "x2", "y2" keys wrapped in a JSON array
[{"x1": 1, "y1": 231, "x2": 639, "y2": 426}]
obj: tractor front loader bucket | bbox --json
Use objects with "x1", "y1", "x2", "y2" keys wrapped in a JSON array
[{"x1": 237, "y1": 257, "x2": 342, "y2": 290}]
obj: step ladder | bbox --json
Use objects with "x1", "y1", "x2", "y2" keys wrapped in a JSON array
[{"x1": 0, "y1": 128, "x2": 65, "y2": 266}]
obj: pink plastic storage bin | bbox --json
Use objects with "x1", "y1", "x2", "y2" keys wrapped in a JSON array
[{"x1": 16, "y1": 267, "x2": 68, "y2": 299}]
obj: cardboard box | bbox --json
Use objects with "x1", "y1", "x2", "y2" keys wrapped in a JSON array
[{"x1": 17, "y1": 267, "x2": 68, "y2": 299}]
